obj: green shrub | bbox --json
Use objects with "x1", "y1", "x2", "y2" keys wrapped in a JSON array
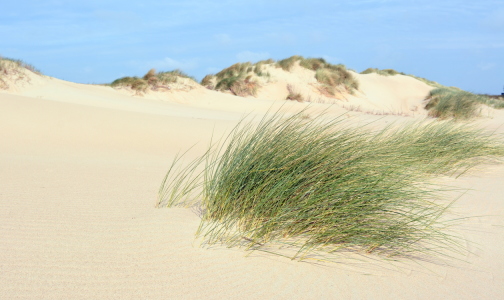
[
  {"x1": 424, "y1": 88, "x2": 489, "y2": 120},
  {"x1": 158, "y1": 111, "x2": 504, "y2": 261}
]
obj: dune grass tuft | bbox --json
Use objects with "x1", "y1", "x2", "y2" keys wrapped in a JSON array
[
  {"x1": 203, "y1": 56, "x2": 359, "y2": 98},
  {"x1": 315, "y1": 67, "x2": 359, "y2": 95},
  {"x1": 110, "y1": 69, "x2": 196, "y2": 93},
  {"x1": 0, "y1": 56, "x2": 42, "y2": 89},
  {"x1": 477, "y1": 95, "x2": 504, "y2": 109},
  {"x1": 276, "y1": 55, "x2": 303, "y2": 71},
  {"x1": 360, "y1": 67, "x2": 448, "y2": 89},
  {"x1": 158, "y1": 110, "x2": 504, "y2": 261},
  {"x1": 285, "y1": 84, "x2": 304, "y2": 102},
  {"x1": 361, "y1": 68, "x2": 402, "y2": 76},
  {"x1": 202, "y1": 61, "x2": 274, "y2": 96},
  {"x1": 276, "y1": 56, "x2": 359, "y2": 95},
  {"x1": 423, "y1": 88, "x2": 504, "y2": 120},
  {"x1": 0, "y1": 56, "x2": 41, "y2": 75}
]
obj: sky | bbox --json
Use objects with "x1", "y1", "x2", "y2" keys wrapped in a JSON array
[{"x1": 1, "y1": 0, "x2": 503, "y2": 94}]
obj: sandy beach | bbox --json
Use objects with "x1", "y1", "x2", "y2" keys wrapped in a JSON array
[{"x1": 1, "y1": 66, "x2": 504, "y2": 299}]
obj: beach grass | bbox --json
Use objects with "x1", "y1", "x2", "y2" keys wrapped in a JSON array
[
  {"x1": 424, "y1": 88, "x2": 504, "y2": 120},
  {"x1": 277, "y1": 56, "x2": 359, "y2": 95},
  {"x1": 202, "y1": 61, "x2": 272, "y2": 96},
  {"x1": 277, "y1": 55, "x2": 303, "y2": 71},
  {"x1": 315, "y1": 66, "x2": 359, "y2": 95},
  {"x1": 361, "y1": 68, "x2": 402, "y2": 76},
  {"x1": 0, "y1": 56, "x2": 42, "y2": 89},
  {"x1": 157, "y1": 110, "x2": 504, "y2": 261},
  {"x1": 285, "y1": 84, "x2": 304, "y2": 102},
  {"x1": 360, "y1": 67, "x2": 447, "y2": 89},
  {"x1": 0, "y1": 56, "x2": 41, "y2": 75},
  {"x1": 110, "y1": 69, "x2": 195, "y2": 93},
  {"x1": 204, "y1": 56, "x2": 359, "y2": 97}
]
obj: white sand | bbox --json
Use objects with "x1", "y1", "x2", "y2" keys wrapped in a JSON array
[{"x1": 1, "y1": 70, "x2": 503, "y2": 299}]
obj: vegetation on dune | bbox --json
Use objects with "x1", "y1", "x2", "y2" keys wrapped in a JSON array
[
  {"x1": 204, "y1": 56, "x2": 359, "y2": 98},
  {"x1": 315, "y1": 67, "x2": 359, "y2": 96},
  {"x1": 425, "y1": 88, "x2": 504, "y2": 120},
  {"x1": 200, "y1": 74, "x2": 216, "y2": 89},
  {"x1": 157, "y1": 110, "x2": 504, "y2": 261},
  {"x1": 110, "y1": 68, "x2": 196, "y2": 93},
  {"x1": 0, "y1": 56, "x2": 41, "y2": 89},
  {"x1": 0, "y1": 56, "x2": 41, "y2": 75},
  {"x1": 216, "y1": 75, "x2": 258, "y2": 97},
  {"x1": 360, "y1": 68, "x2": 504, "y2": 119},
  {"x1": 202, "y1": 61, "x2": 273, "y2": 96},
  {"x1": 277, "y1": 56, "x2": 359, "y2": 95},
  {"x1": 276, "y1": 55, "x2": 304, "y2": 71},
  {"x1": 253, "y1": 59, "x2": 275, "y2": 76},
  {"x1": 285, "y1": 84, "x2": 304, "y2": 102},
  {"x1": 360, "y1": 67, "x2": 446, "y2": 89},
  {"x1": 478, "y1": 94, "x2": 504, "y2": 109},
  {"x1": 361, "y1": 68, "x2": 402, "y2": 76},
  {"x1": 409, "y1": 75, "x2": 446, "y2": 89}
]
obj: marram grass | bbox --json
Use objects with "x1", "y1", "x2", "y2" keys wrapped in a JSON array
[
  {"x1": 425, "y1": 87, "x2": 504, "y2": 120},
  {"x1": 158, "y1": 111, "x2": 504, "y2": 261}
]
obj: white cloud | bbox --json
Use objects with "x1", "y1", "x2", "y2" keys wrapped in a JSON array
[{"x1": 236, "y1": 51, "x2": 270, "y2": 62}]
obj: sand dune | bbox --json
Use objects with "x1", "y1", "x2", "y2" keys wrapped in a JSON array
[
  {"x1": 204, "y1": 59, "x2": 433, "y2": 116},
  {"x1": 1, "y1": 67, "x2": 504, "y2": 299}
]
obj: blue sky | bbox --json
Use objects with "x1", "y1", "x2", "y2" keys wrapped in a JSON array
[{"x1": 1, "y1": 0, "x2": 503, "y2": 94}]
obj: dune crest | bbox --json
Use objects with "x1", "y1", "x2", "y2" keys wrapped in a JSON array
[{"x1": 203, "y1": 58, "x2": 434, "y2": 116}]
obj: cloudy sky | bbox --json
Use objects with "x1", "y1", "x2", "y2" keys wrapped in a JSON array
[{"x1": 1, "y1": 0, "x2": 503, "y2": 94}]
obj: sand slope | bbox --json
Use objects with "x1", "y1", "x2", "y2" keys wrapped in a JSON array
[{"x1": 1, "y1": 73, "x2": 503, "y2": 299}]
